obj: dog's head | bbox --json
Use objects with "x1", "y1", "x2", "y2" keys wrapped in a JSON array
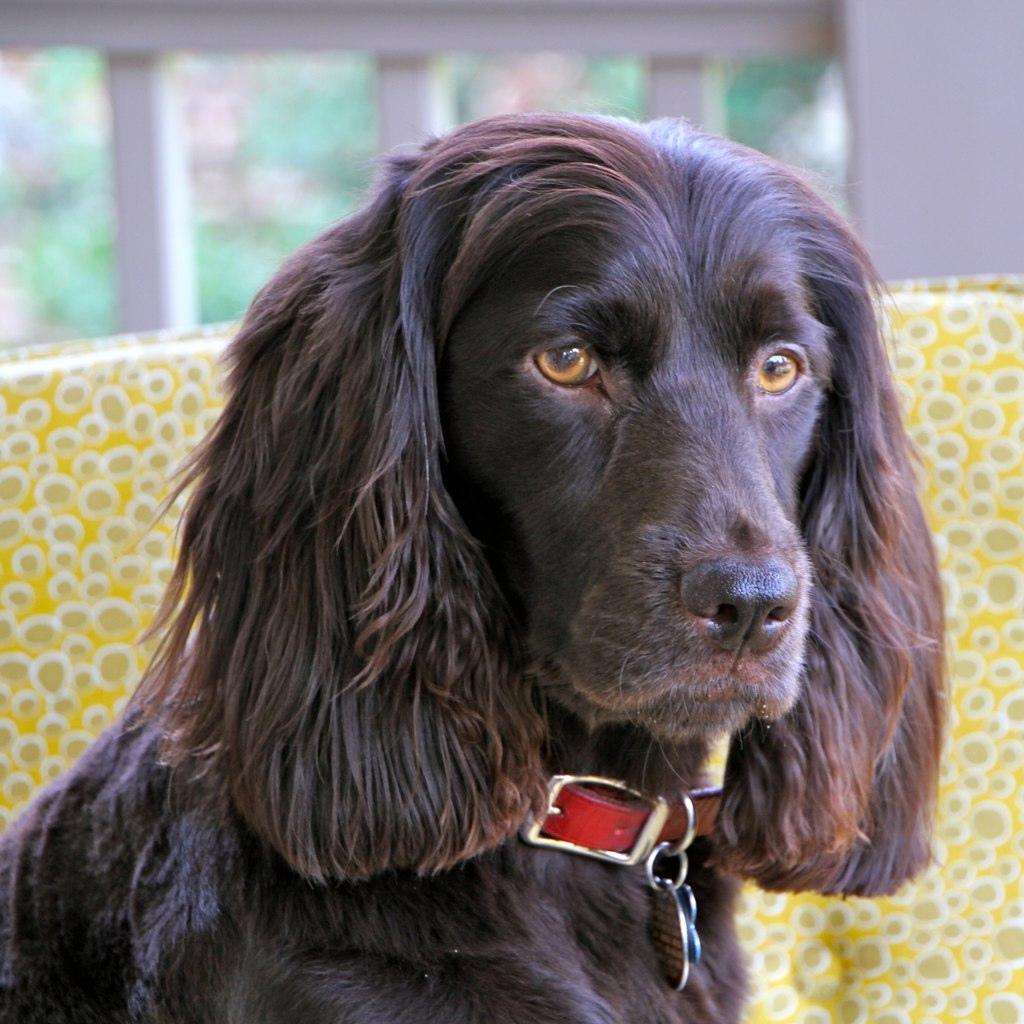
[
  {"x1": 438, "y1": 121, "x2": 821, "y2": 741},
  {"x1": 139, "y1": 114, "x2": 945, "y2": 895}
]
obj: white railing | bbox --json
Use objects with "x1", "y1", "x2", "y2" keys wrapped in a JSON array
[{"x1": 2, "y1": 1, "x2": 1020, "y2": 330}]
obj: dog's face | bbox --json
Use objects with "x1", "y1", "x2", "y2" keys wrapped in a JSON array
[{"x1": 440, "y1": 137, "x2": 827, "y2": 741}]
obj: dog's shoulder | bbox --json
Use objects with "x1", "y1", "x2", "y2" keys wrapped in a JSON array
[{"x1": 0, "y1": 708, "x2": 241, "y2": 1019}]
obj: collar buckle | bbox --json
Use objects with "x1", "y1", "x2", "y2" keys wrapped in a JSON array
[{"x1": 520, "y1": 773, "x2": 670, "y2": 866}]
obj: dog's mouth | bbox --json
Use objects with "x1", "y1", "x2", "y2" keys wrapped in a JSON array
[
  {"x1": 622, "y1": 669, "x2": 801, "y2": 739},
  {"x1": 559, "y1": 668, "x2": 801, "y2": 740},
  {"x1": 529, "y1": 542, "x2": 813, "y2": 740},
  {"x1": 539, "y1": 623, "x2": 808, "y2": 741}
]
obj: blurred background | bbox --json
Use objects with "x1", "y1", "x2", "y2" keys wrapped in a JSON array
[
  {"x1": 0, "y1": 50, "x2": 841, "y2": 344},
  {"x1": 0, "y1": 0, "x2": 1020, "y2": 346}
]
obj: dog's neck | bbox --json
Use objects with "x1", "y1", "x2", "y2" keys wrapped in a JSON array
[{"x1": 542, "y1": 701, "x2": 714, "y2": 800}]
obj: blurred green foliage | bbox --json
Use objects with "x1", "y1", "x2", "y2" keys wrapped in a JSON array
[
  {"x1": 724, "y1": 57, "x2": 833, "y2": 155},
  {"x1": 0, "y1": 49, "x2": 838, "y2": 344},
  {"x1": 191, "y1": 54, "x2": 377, "y2": 323},
  {"x1": 450, "y1": 54, "x2": 647, "y2": 122},
  {"x1": 0, "y1": 50, "x2": 115, "y2": 341}
]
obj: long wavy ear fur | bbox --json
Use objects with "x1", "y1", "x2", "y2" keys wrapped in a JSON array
[
  {"x1": 135, "y1": 148, "x2": 545, "y2": 883},
  {"x1": 714, "y1": 192, "x2": 947, "y2": 896}
]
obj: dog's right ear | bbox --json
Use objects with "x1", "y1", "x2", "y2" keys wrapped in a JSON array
[
  {"x1": 713, "y1": 179, "x2": 947, "y2": 897},
  {"x1": 136, "y1": 148, "x2": 546, "y2": 883}
]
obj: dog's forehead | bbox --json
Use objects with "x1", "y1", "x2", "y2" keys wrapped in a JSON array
[
  {"x1": 444, "y1": 127, "x2": 821, "y2": 370},
  {"x1": 522, "y1": 224, "x2": 814, "y2": 364},
  {"x1": 546, "y1": 157, "x2": 810, "y2": 322}
]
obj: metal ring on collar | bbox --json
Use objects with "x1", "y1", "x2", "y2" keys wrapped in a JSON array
[
  {"x1": 660, "y1": 791, "x2": 696, "y2": 858},
  {"x1": 645, "y1": 841, "x2": 688, "y2": 891}
]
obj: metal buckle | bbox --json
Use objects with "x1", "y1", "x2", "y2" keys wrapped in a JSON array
[{"x1": 519, "y1": 774, "x2": 669, "y2": 866}]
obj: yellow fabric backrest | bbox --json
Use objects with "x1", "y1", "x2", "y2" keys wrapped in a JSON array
[
  {"x1": 740, "y1": 276, "x2": 1024, "y2": 1024},
  {"x1": 0, "y1": 328, "x2": 228, "y2": 816},
  {"x1": 1, "y1": 278, "x2": 1022, "y2": 1022}
]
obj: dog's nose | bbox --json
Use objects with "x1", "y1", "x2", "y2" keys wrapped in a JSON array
[{"x1": 681, "y1": 558, "x2": 799, "y2": 653}]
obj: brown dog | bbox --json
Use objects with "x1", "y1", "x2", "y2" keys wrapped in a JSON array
[{"x1": 0, "y1": 113, "x2": 945, "y2": 1023}]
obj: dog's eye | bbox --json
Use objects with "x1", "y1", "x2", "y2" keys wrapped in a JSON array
[
  {"x1": 535, "y1": 345, "x2": 598, "y2": 387},
  {"x1": 757, "y1": 351, "x2": 800, "y2": 395}
]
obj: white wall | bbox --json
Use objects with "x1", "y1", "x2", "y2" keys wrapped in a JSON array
[{"x1": 842, "y1": 0, "x2": 1024, "y2": 279}]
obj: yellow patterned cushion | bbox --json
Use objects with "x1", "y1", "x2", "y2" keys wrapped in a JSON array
[
  {"x1": 741, "y1": 276, "x2": 1024, "y2": 1024},
  {"x1": 1, "y1": 277, "x2": 1022, "y2": 1022},
  {"x1": 0, "y1": 326, "x2": 230, "y2": 816}
]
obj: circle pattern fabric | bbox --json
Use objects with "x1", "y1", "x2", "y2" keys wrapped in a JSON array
[
  {"x1": 1, "y1": 277, "x2": 1022, "y2": 1022},
  {"x1": 740, "y1": 276, "x2": 1024, "y2": 1024},
  {"x1": 0, "y1": 328, "x2": 228, "y2": 821}
]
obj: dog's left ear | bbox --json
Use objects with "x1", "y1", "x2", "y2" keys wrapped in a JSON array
[
  {"x1": 135, "y1": 139, "x2": 546, "y2": 883},
  {"x1": 714, "y1": 186, "x2": 947, "y2": 896}
]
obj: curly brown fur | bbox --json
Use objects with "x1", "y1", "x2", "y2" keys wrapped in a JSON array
[{"x1": 0, "y1": 113, "x2": 945, "y2": 1023}]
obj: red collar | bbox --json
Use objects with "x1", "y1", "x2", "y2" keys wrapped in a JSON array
[{"x1": 520, "y1": 774, "x2": 722, "y2": 866}]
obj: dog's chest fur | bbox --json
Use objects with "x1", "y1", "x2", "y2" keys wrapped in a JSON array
[
  {"x1": 223, "y1": 849, "x2": 744, "y2": 1024},
  {"x1": 0, "y1": 717, "x2": 745, "y2": 1024}
]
